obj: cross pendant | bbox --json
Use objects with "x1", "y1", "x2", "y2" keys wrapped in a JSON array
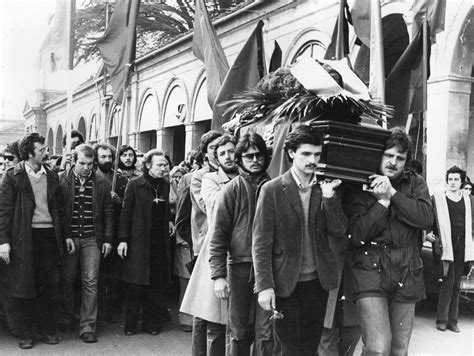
[{"x1": 153, "y1": 198, "x2": 160, "y2": 204}]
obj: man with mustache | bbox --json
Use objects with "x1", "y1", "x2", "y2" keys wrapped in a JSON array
[
  {"x1": 209, "y1": 133, "x2": 273, "y2": 355},
  {"x1": 252, "y1": 126, "x2": 347, "y2": 355},
  {"x1": 118, "y1": 145, "x2": 141, "y2": 181},
  {"x1": 59, "y1": 144, "x2": 114, "y2": 343},
  {"x1": 344, "y1": 128, "x2": 434, "y2": 355},
  {"x1": 94, "y1": 143, "x2": 128, "y2": 326}
]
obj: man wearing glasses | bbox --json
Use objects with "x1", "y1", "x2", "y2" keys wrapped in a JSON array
[{"x1": 209, "y1": 133, "x2": 274, "y2": 355}]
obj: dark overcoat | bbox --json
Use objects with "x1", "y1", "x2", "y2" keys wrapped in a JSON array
[
  {"x1": 118, "y1": 175, "x2": 171, "y2": 285},
  {"x1": 0, "y1": 162, "x2": 64, "y2": 298}
]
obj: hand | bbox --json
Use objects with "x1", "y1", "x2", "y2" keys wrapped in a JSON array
[
  {"x1": 65, "y1": 238, "x2": 76, "y2": 254},
  {"x1": 0, "y1": 243, "x2": 11, "y2": 264},
  {"x1": 320, "y1": 179, "x2": 342, "y2": 198},
  {"x1": 169, "y1": 221, "x2": 175, "y2": 236},
  {"x1": 258, "y1": 288, "x2": 276, "y2": 311},
  {"x1": 110, "y1": 191, "x2": 121, "y2": 205},
  {"x1": 213, "y1": 278, "x2": 229, "y2": 300},
  {"x1": 425, "y1": 232, "x2": 436, "y2": 243},
  {"x1": 369, "y1": 174, "x2": 394, "y2": 202},
  {"x1": 60, "y1": 153, "x2": 72, "y2": 170},
  {"x1": 117, "y1": 242, "x2": 128, "y2": 259},
  {"x1": 102, "y1": 242, "x2": 112, "y2": 257}
]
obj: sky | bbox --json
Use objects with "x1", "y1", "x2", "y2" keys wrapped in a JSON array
[{"x1": 0, "y1": 0, "x2": 57, "y2": 120}]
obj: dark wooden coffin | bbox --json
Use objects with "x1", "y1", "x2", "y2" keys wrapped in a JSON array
[{"x1": 311, "y1": 120, "x2": 390, "y2": 183}]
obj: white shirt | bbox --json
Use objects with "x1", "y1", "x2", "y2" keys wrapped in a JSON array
[{"x1": 25, "y1": 162, "x2": 46, "y2": 179}]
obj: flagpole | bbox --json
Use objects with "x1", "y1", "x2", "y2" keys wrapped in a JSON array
[
  {"x1": 421, "y1": 16, "x2": 428, "y2": 169},
  {"x1": 335, "y1": 0, "x2": 345, "y2": 60},
  {"x1": 111, "y1": 88, "x2": 127, "y2": 192},
  {"x1": 369, "y1": 0, "x2": 386, "y2": 128}
]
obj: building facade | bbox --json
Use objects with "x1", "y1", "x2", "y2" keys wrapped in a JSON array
[{"x1": 21, "y1": 0, "x2": 474, "y2": 193}]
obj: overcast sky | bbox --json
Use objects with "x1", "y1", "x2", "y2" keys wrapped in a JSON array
[{"x1": 0, "y1": 0, "x2": 58, "y2": 120}]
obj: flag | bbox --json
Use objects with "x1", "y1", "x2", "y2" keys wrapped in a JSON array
[
  {"x1": 351, "y1": 0, "x2": 371, "y2": 47},
  {"x1": 192, "y1": 0, "x2": 229, "y2": 108},
  {"x1": 412, "y1": 0, "x2": 446, "y2": 41},
  {"x1": 212, "y1": 20, "x2": 266, "y2": 132},
  {"x1": 324, "y1": 0, "x2": 349, "y2": 60},
  {"x1": 269, "y1": 41, "x2": 282, "y2": 73},
  {"x1": 369, "y1": 0, "x2": 385, "y2": 104},
  {"x1": 37, "y1": 0, "x2": 76, "y2": 72},
  {"x1": 385, "y1": 24, "x2": 427, "y2": 127},
  {"x1": 97, "y1": 0, "x2": 140, "y2": 104}
]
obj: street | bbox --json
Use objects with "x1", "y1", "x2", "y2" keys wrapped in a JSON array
[{"x1": 0, "y1": 300, "x2": 472, "y2": 355}]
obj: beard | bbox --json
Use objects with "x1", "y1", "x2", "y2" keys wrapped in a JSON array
[
  {"x1": 221, "y1": 164, "x2": 238, "y2": 175},
  {"x1": 98, "y1": 162, "x2": 113, "y2": 173},
  {"x1": 240, "y1": 163, "x2": 264, "y2": 176}
]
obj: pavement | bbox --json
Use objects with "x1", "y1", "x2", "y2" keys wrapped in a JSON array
[{"x1": 0, "y1": 300, "x2": 473, "y2": 355}]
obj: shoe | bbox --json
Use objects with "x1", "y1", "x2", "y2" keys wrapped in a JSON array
[
  {"x1": 436, "y1": 323, "x2": 447, "y2": 331},
  {"x1": 447, "y1": 324, "x2": 460, "y2": 333},
  {"x1": 42, "y1": 334, "x2": 59, "y2": 345},
  {"x1": 19, "y1": 338, "x2": 34, "y2": 349},
  {"x1": 58, "y1": 323, "x2": 74, "y2": 333},
  {"x1": 80, "y1": 332, "x2": 98, "y2": 343},
  {"x1": 124, "y1": 329, "x2": 136, "y2": 336},
  {"x1": 179, "y1": 324, "x2": 193, "y2": 332},
  {"x1": 143, "y1": 327, "x2": 161, "y2": 335}
]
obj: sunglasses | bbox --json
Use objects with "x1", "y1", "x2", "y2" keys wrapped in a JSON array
[
  {"x1": 241, "y1": 152, "x2": 264, "y2": 162},
  {"x1": 4, "y1": 155, "x2": 15, "y2": 162}
]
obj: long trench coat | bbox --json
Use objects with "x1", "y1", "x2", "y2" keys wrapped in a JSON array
[
  {"x1": 0, "y1": 162, "x2": 64, "y2": 298},
  {"x1": 118, "y1": 175, "x2": 171, "y2": 285}
]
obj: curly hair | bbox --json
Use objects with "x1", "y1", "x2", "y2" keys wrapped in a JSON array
[{"x1": 19, "y1": 133, "x2": 45, "y2": 161}]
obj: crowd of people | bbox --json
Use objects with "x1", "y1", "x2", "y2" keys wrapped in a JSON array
[{"x1": 0, "y1": 126, "x2": 472, "y2": 355}]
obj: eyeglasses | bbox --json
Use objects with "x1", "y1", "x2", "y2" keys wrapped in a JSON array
[
  {"x1": 464, "y1": 187, "x2": 472, "y2": 191},
  {"x1": 241, "y1": 152, "x2": 264, "y2": 162},
  {"x1": 4, "y1": 155, "x2": 15, "y2": 162}
]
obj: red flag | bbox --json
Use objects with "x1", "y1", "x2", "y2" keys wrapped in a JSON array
[
  {"x1": 192, "y1": 0, "x2": 229, "y2": 108},
  {"x1": 269, "y1": 41, "x2": 282, "y2": 73},
  {"x1": 212, "y1": 20, "x2": 266, "y2": 132},
  {"x1": 97, "y1": 0, "x2": 140, "y2": 104},
  {"x1": 37, "y1": 0, "x2": 76, "y2": 72},
  {"x1": 412, "y1": 0, "x2": 446, "y2": 42},
  {"x1": 324, "y1": 0, "x2": 349, "y2": 60}
]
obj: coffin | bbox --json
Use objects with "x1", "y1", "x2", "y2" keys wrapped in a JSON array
[{"x1": 311, "y1": 120, "x2": 390, "y2": 183}]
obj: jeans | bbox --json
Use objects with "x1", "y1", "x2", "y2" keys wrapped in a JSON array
[
  {"x1": 14, "y1": 228, "x2": 59, "y2": 339},
  {"x1": 437, "y1": 247, "x2": 465, "y2": 326},
  {"x1": 124, "y1": 283, "x2": 165, "y2": 331},
  {"x1": 274, "y1": 279, "x2": 328, "y2": 356},
  {"x1": 318, "y1": 325, "x2": 361, "y2": 356},
  {"x1": 227, "y1": 263, "x2": 273, "y2": 356},
  {"x1": 357, "y1": 297, "x2": 415, "y2": 356},
  {"x1": 191, "y1": 316, "x2": 226, "y2": 356},
  {"x1": 63, "y1": 236, "x2": 101, "y2": 336},
  {"x1": 98, "y1": 252, "x2": 124, "y2": 322}
]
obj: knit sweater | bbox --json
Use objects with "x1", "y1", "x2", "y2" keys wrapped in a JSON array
[{"x1": 28, "y1": 173, "x2": 53, "y2": 228}]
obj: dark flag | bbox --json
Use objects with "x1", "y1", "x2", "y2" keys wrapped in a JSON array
[
  {"x1": 97, "y1": 0, "x2": 140, "y2": 104},
  {"x1": 324, "y1": 0, "x2": 349, "y2": 60},
  {"x1": 212, "y1": 20, "x2": 266, "y2": 132},
  {"x1": 269, "y1": 41, "x2": 282, "y2": 73},
  {"x1": 192, "y1": 0, "x2": 229, "y2": 108}
]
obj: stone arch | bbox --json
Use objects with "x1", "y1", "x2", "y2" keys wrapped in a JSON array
[
  {"x1": 55, "y1": 124, "x2": 63, "y2": 155},
  {"x1": 88, "y1": 113, "x2": 99, "y2": 143},
  {"x1": 162, "y1": 78, "x2": 189, "y2": 129},
  {"x1": 191, "y1": 69, "x2": 213, "y2": 123},
  {"x1": 426, "y1": 5, "x2": 474, "y2": 191},
  {"x1": 107, "y1": 104, "x2": 121, "y2": 148},
  {"x1": 136, "y1": 88, "x2": 160, "y2": 152},
  {"x1": 47, "y1": 127, "x2": 54, "y2": 153},
  {"x1": 77, "y1": 116, "x2": 87, "y2": 140},
  {"x1": 283, "y1": 28, "x2": 330, "y2": 65}
]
